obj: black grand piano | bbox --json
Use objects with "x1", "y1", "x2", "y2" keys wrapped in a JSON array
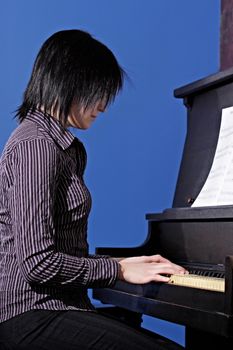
[{"x1": 93, "y1": 68, "x2": 233, "y2": 349}]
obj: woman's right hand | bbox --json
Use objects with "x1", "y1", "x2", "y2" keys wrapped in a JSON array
[{"x1": 118, "y1": 254, "x2": 187, "y2": 284}]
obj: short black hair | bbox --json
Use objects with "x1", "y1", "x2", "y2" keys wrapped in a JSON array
[{"x1": 15, "y1": 29, "x2": 125, "y2": 126}]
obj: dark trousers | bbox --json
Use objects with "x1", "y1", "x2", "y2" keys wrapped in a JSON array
[{"x1": 0, "y1": 310, "x2": 183, "y2": 350}]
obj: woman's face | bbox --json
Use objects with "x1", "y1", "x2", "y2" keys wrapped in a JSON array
[{"x1": 66, "y1": 100, "x2": 106, "y2": 129}]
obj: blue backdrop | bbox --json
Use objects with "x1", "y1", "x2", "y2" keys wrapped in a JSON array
[{"x1": 0, "y1": 0, "x2": 220, "y2": 346}]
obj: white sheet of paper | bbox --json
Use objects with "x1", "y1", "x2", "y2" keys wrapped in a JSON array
[{"x1": 192, "y1": 106, "x2": 233, "y2": 207}]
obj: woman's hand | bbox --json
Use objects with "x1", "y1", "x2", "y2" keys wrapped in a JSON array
[{"x1": 117, "y1": 254, "x2": 187, "y2": 284}]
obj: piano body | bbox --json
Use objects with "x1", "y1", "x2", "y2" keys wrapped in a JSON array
[{"x1": 93, "y1": 68, "x2": 233, "y2": 349}]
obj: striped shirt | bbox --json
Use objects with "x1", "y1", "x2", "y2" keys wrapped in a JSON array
[{"x1": 0, "y1": 110, "x2": 119, "y2": 323}]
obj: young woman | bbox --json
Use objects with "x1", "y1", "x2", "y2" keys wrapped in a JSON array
[{"x1": 0, "y1": 29, "x2": 186, "y2": 349}]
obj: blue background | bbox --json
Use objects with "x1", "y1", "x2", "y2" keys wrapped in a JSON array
[{"x1": 0, "y1": 0, "x2": 220, "y2": 346}]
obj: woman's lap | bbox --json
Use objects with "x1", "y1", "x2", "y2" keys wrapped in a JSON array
[{"x1": 0, "y1": 310, "x2": 183, "y2": 350}]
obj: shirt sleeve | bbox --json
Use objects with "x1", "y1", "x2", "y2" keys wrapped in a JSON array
[
  {"x1": 88, "y1": 254, "x2": 111, "y2": 259},
  {"x1": 10, "y1": 139, "x2": 119, "y2": 288}
]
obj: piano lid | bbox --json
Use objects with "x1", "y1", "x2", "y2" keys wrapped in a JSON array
[{"x1": 174, "y1": 66, "x2": 233, "y2": 98}]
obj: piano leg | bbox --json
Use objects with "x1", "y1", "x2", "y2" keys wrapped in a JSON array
[
  {"x1": 185, "y1": 327, "x2": 233, "y2": 349},
  {"x1": 97, "y1": 306, "x2": 143, "y2": 328}
]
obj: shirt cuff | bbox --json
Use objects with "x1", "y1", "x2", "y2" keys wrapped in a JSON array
[{"x1": 85, "y1": 257, "x2": 120, "y2": 287}]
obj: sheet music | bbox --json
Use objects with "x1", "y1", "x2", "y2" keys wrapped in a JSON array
[{"x1": 192, "y1": 106, "x2": 233, "y2": 207}]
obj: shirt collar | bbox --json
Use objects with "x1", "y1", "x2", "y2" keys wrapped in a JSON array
[{"x1": 25, "y1": 109, "x2": 76, "y2": 150}]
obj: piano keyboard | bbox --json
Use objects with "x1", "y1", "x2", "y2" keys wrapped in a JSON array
[{"x1": 168, "y1": 274, "x2": 225, "y2": 292}]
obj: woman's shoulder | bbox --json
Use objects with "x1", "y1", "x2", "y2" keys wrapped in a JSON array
[{"x1": 1, "y1": 119, "x2": 59, "y2": 163}]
